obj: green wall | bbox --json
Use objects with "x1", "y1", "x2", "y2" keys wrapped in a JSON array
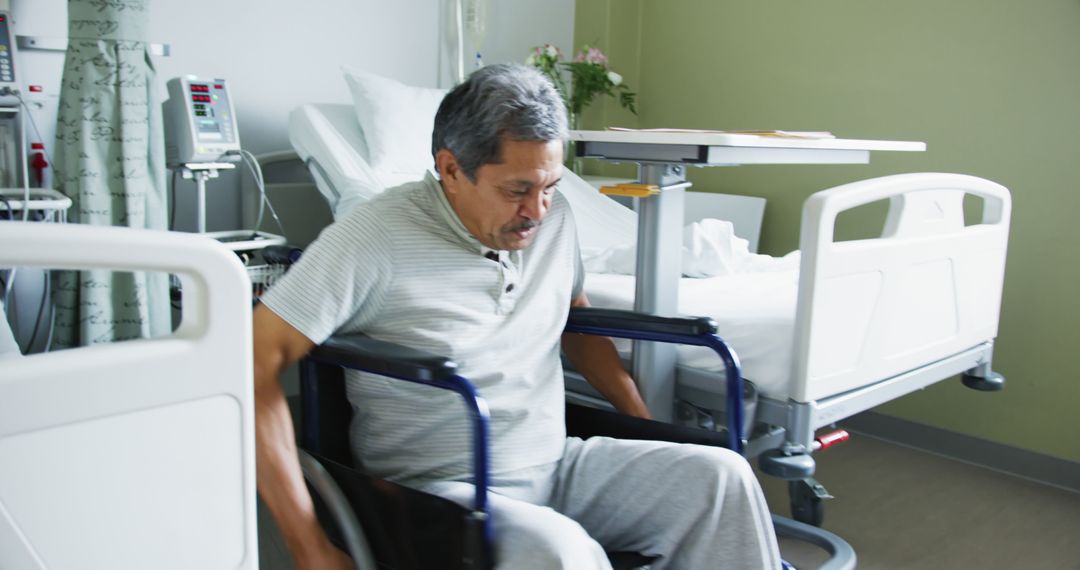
[{"x1": 575, "y1": 0, "x2": 1080, "y2": 461}]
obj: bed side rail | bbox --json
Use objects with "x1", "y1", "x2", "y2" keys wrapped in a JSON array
[
  {"x1": 0, "y1": 223, "x2": 257, "y2": 569},
  {"x1": 790, "y1": 173, "x2": 1011, "y2": 402}
]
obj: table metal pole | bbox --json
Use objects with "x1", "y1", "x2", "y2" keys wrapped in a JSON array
[
  {"x1": 631, "y1": 163, "x2": 689, "y2": 421},
  {"x1": 195, "y1": 172, "x2": 208, "y2": 234}
]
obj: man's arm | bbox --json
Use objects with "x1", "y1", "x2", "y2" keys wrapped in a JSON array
[
  {"x1": 252, "y1": 304, "x2": 352, "y2": 569},
  {"x1": 561, "y1": 292, "x2": 652, "y2": 419}
]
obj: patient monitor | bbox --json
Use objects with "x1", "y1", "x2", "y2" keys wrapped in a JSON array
[
  {"x1": 162, "y1": 75, "x2": 282, "y2": 248},
  {"x1": 163, "y1": 76, "x2": 241, "y2": 167}
]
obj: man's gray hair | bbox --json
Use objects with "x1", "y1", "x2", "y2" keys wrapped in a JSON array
[{"x1": 432, "y1": 63, "x2": 568, "y2": 181}]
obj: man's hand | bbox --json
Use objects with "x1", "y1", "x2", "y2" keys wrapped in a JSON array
[
  {"x1": 561, "y1": 293, "x2": 652, "y2": 420},
  {"x1": 295, "y1": 540, "x2": 354, "y2": 570}
]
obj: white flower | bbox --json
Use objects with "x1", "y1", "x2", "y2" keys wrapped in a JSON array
[
  {"x1": 525, "y1": 54, "x2": 536, "y2": 66},
  {"x1": 544, "y1": 44, "x2": 559, "y2": 58},
  {"x1": 607, "y1": 71, "x2": 623, "y2": 86}
]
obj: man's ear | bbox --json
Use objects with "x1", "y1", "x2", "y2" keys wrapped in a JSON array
[{"x1": 435, "y1": 149, "x2": 462, "y2": 195}]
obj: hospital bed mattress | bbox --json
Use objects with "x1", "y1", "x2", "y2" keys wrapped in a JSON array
[
  {"x1": 585, "y1": 271, "x2": 798, "y2": 399},
  {"x1": 289, "y1": 103, "x2": 386, "y2": 216}
]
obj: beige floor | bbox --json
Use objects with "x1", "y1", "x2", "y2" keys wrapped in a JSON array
[
  {"x1": 762, "y1": 433, "x2": 1080, "y2": 570},
  {"x1": 260, "y1": 429, "x2": 1080, "y2": 569}
]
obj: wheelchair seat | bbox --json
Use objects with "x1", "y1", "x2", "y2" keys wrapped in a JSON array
[{"x1": 300, "y1": 356, "x2": 656, "y2": 570}]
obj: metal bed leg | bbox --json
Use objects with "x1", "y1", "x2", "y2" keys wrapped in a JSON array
[
  {"x1": 758, "y1": 401, "x2": 817, "y2": 482},
  {"x1": 961, "y1": 360, "x2": 1006, "y2": 391}
]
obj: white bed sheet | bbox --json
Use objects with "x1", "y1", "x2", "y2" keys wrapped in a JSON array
[
  {"x1": 289, "y1": 103, "x2": 388, "y2": 217},
  {"x1": 585, "y1": 270, "x2": 799, "y2": 399}
]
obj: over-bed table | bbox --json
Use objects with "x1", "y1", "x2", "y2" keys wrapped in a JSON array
[{"x1": 571, "y1": 129, "x2": 926, "y2": 422}]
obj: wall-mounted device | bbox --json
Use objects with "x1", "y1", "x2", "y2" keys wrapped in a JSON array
[
  {"x1": 0, "y1": 11, "x2": 18, "y2": 104},
  {"x1": 163, "y1": 76, "x2": 241, "y2": 167},
  {"x1": 0, "y1": 10, "x2": 21, "y2": 188}
]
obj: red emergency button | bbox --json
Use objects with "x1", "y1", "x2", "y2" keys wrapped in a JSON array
[{"x1": 29, "y1": 85, "x2": 44, "y2": 93}]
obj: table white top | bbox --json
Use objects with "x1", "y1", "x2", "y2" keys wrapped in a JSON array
[{"x1": 570, "y1": 129, "x2": 926, "y2": 152}]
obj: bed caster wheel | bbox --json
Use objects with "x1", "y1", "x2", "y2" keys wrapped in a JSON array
[
  {"x1": 789, "y1": 478, "x2": 830, "y2": 527},
  {"x1": 759, "y1": 450, "x2": 815, "y2": 480},
  {"x1": 962, "y1": 371, "x2": 1005, "y2": 391}
]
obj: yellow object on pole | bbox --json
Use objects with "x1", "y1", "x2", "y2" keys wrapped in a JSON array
[{"x1": 599, "y1": 183, "x2": 660, "y2": 198}]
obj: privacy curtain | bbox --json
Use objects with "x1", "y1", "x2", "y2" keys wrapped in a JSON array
[{"x1": 52, "y1": 0, "x2": 169, "y2": 347}]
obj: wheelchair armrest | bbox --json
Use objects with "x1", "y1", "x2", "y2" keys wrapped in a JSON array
[
  {"x1": 261, "y1": 244, "x2": 304, "y2": 266},
  {"x1": 309, "y1": 334, "x2": 458, "y2": 382},
  {"x1": 564, "y1": 307, "x2": 745, "y2": 453},
  {"x1": 303, "y1": 334, "x2": 493, "y2": 562},
  {"x1": 566, "y1": 307, "x2": 717, "y2": 337}
]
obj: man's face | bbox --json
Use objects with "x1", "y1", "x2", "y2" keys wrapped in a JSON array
[{"x1": 438, "y1": 138, "x2": 564, "y2": 251}]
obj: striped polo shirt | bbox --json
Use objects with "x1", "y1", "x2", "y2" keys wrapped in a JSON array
[{"x1": 262, "y1": 172, "x2": 583, "y2": 485}]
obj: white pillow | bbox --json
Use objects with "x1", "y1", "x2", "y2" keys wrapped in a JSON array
[{"x1": 342, "y1": 66, "x2": 447, "y2": 186}]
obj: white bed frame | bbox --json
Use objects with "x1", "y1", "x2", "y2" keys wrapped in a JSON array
[
  {"x1": 758, "y1": 173, "x2": 1009, "y2": 460},
  {"x1": 558, "y1": 173, "x2": 1010, "y2": 470},
  {"x1": 0, "y1": 223, "x2": 258, "y2": 569}
]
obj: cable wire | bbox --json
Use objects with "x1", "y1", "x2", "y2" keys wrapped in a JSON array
[
  {"x1": 2, "y1": 267, "x2": 15, "y2": 309},
  {"x1": 239, "y1": 149, "x2": 286, "y2": 237},
  {"x1": 10, "y1": 91, "x2": 59, "y2": 221},
  {"x1": 169, "y1": 168, "x2": 179, "y2": 231},
  {"x1": 24, "y1": 268, "x2": 49, "y2": 351},
  {"x1": 14, "y1": 91, "x2": 55, "y2": 171},
  {"x1": 241, "y1": 150, "x2": 267, "y2": 231},
  {"x1": 3, "y1": 95, "x2": 65, "y2": 353},
  {"x1": 19, "y1": 107, "x2": 29, "y2": 220}
]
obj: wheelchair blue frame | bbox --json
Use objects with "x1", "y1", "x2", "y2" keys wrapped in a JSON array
[
  {"x1": 300, "y1": 307, "x2": 747, "y2": 568},
  {"x1": 563, "y1": 314, "x2": 745, "y2": 453},
  {"x1": 301, "y1": 337, "x2": 494, "y2": 561}
]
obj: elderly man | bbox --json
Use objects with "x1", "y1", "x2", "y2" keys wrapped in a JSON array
[{"x1": 253, "y1": 63, "x2": 781, "y2": 569}]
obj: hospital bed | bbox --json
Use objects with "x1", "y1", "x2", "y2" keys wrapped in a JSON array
[
  {"x1": 279, "y1": 92, "x2": 1011, "y2": 522},
  {"x1": 0, "y1": 222, "x2": 258, "y2": 569}
]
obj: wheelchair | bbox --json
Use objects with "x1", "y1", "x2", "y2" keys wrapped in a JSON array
[{"x1": 297, "y1": 307, "x2": 854, "y2": 569}]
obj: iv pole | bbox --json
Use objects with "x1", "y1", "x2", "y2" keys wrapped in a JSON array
[{"x1": 179, "y1": 162, "x2": 234, "y2": 234}]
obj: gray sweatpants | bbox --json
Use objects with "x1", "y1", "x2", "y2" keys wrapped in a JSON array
[{"x1": 420, "y1": 436, "x2": 782, "y2": 569}]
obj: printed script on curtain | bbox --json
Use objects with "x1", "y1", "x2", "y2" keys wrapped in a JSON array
[{"x1": 52, "y1": 0, "x2": 170, "y2": 347}]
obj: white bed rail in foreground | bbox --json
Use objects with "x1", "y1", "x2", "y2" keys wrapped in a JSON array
[
  {"x1": 0, "y1": 223, "x2": 257, "y2": 569},
  {"x1": 791, "y1": 173, "x2": 1011, "y2": 403}
]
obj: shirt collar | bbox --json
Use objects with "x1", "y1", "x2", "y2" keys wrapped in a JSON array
[{"x1": 427, "y1": 171, "x2": 507, "y2": 259}]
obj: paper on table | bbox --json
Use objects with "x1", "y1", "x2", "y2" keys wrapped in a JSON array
[{"x1": 606, "y1": 127, "x2": 836, "y2": 139}]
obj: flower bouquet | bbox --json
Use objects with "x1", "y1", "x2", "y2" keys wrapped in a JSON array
[{"x1": 526, "y1": 44, "x2": 637, "y2": 130}]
